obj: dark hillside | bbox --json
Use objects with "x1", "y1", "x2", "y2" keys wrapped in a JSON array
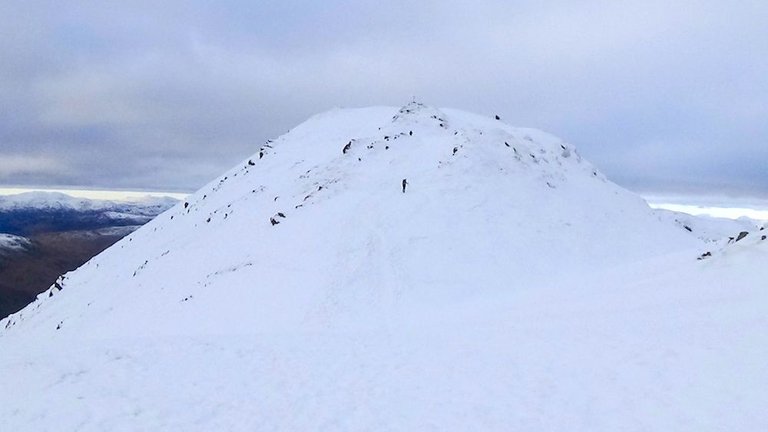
[{"x1": 0, "y1": 229, "x2": 131, "y2": 318}]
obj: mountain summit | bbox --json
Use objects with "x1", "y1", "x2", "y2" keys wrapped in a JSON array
[
  {"x1": 2, "y1": 102, "x2": 698, "y2": 335},
  {"x1": 3, "y1": 104, "x2": 765, "y2": 431}
]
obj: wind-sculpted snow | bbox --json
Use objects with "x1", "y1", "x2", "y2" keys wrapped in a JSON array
[
  {"x1": 653, "y1": 207, "x2": 760, "y2": 243},
  {"x1": 2, "y1": 103, "x2": 765, "y2": 431},
  {"x1": 695, "y1": 224, "x2": 768, "y2": 261}
]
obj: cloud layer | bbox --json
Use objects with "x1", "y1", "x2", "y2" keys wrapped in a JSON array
[{"x1": 2, "y1": 1, "x2": 766, "y2": 196}]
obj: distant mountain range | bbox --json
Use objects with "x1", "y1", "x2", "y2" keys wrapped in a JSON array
[
  {"x1": 0, "y1": 192, "x2": 177, "y2": 236},
  {"x1": 0, "y1": 192, "x2": 177, "y2": 317}
]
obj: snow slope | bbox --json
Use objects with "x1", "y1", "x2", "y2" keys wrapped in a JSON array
[
  {"x1": 653, "y1": 207, "x2": 761, "y2": 243},
  {"x1": 2, "y1": 103, "x2": 765, "y2": 431}
]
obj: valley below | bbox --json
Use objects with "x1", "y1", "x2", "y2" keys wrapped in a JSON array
[{"x1": 0, "y1": 193, "x2": 177, "y2": 317}]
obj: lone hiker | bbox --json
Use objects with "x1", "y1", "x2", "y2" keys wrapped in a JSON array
[
  {"x1": 402, "y1": 178, "x2": 408, "y2": 193},
  {"x1": 342, "y1": 141, "x2": 352, "y2": 154}
]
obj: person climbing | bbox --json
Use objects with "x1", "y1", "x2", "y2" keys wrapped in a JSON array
[
  {"x1": 342, "y1": 141, "x2": 352, "y2": 154},
  {"x1": 402, "y1": 178, "x2": 408, "y2": 193}
]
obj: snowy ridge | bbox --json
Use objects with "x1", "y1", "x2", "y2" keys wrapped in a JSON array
[
  {"x1": 1, "y1": 103, "x2": 765, "y2": 431},
  {"x1": 0, "y1": 192, "x2": 178, "y2": 229},
  {"x1": 696, "y1": 224, "x2": 768, "y2": 261},
  {"x1": 1, "y1": 102, "x2": 701, "y2": 336},
  {"x1": 0, "y1": 191, "x2": 178, "y2": 237},
  {"x1": 0, "y1": 191, "x2": 102, "y2": 210},
  {"x1": 654, "y1": 207, "x2": 761, "y2": 243},
  {"x1": 0, "y1": 191, "x2": 174, "y2": 211}
]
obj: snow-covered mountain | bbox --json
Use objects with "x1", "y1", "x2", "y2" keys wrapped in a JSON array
[
  {"x1": 0, "y1": 192, "x2": 178, "y2": 234},
  {"x1": 1, "y1": 103, "x2": 766, "y2": 431},
  {"x1": 0, "y1": 191, "x2": 177, "y2": 212}
]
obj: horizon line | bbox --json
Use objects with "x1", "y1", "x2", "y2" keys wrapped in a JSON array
[{"x1": 0, "y1": 186, "x2": 190, "y2": 201}]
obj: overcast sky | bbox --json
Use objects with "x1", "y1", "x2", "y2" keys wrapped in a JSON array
[{"x1": 1, "y1": 1, "x2": 766, "y2": 198}]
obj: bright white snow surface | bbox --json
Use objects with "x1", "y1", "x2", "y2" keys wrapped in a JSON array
[
  {"x1": 653, "y1": 208, "x2": 761, "y2": 243},
  {"x1": 2, "y1": 103, "x2": 766, "y2": 431}
]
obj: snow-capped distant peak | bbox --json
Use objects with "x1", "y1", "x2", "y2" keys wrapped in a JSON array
[
  {"x1": 0, "y1": 233, "x2": 30, "y2": 251},
  {"x1": 0, "y1": 191, "x2": 178, "y2": 211}
]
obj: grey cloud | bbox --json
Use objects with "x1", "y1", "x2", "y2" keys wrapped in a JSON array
[{"x1": 0, "y1": 154, "x2": 69, "y2": 179}]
